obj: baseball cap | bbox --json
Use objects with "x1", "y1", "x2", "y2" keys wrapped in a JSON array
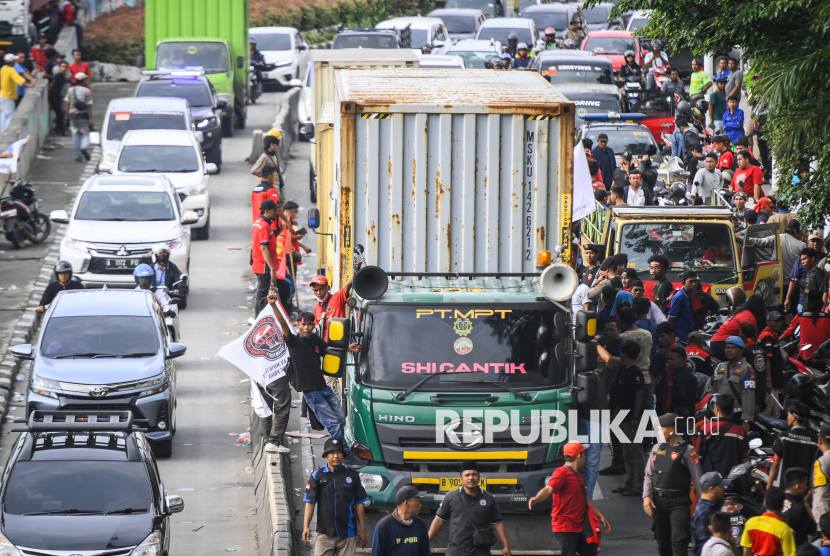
[
  {"x1": 597, "y1": 133, "x2": 608, "y2": 141},
  {"x1": 260, "y1": 199, "x2": 277, "y2": 212},
  {"x1": 620, "y1": 151, "x2": 633, "y2": 161},
  {"x1": 3, "y1": 53, "x2": 16, "y2": 63},
  {"x1": 322, "y1": 437, "x2": 345, "y2": 456},
  {"x1": 809, "y1": 232, "x2": 824, "y2": 241},
  {"x1": 700, "y1": 472, "x2": 731, "y2": 491},
  {"x1": 658, "y1": 413, "x2": 677, "y2": 427},
  {"x1": 310, "y1": 275, "x2": 329, "y2": 287},
  {"x1": 788, "y1": 219, "x2": 801, "y2": 231},
  {"x1": 767, "y1": 311, "x2": 786, "y2": 322},
  {"x1": 396, "y1": 485, "x2": 427, "y2": 505},
  {"x1": 687, "y1": 331, "x2": 706, "y2": 343},
  {"x1": 74, "y1": 72, "x2": 88, "y2": 81},
  {"x1": 733, "y1": 191, "x2": 748, "y2": 200},
  {"x1": 725, "y1": 335, "x2": 745, "y2": 348},
  {"x1": 562, "y1": 441, "x2": 585, "y2": 460},
  {"x1": 755, "y1": 197, "x2": 773, "y2": 208}
]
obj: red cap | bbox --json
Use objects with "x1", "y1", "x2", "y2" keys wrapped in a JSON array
[
  {"x1": 563, "y1": 441, "x2": 585, "y2": 458},
  {"x1": 755, "y1": 197, "x2": 773, "y2": 208},
  {"x1": 310, "y1": 275, "x2": 329, "y2": 287}
]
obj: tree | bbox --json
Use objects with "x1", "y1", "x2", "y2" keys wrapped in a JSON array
[{"x1": 595, "y1": 0, "x2": 830, "y2": 231}]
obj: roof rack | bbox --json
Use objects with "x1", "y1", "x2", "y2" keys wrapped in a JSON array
[
  {"x1": 13, "y1": 410, "x2": 148, "y2": 433},
  {"x1": 142, "y1": 67, "x2": 206, "y2": 79}
]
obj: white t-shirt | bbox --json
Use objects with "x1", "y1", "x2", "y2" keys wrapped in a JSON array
[
  {"x1": 692, "y1": 167, "x2": 723, "y2": 202},
  {"x1": 626, "y1": 186, "x2": 646, "y2": 206},
  {"x1": 571, "y1": 284, "x2": 589, "y2": 324}
]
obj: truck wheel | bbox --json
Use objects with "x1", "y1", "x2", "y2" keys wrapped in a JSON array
[
  {"x1": 235, "y1": 107, "x2": 247, "y2": 130},
  {"x1": 194, "y1": 217, "x2": 210, "y2": 240},
  {"x1": 205, "y1": 140, "x2": 222, "y2": 172},
  {"x1": 310, "y1": 166, "x2": 317, "y2": 203},
  {"x1": 221, "y1": 115, "x2": 233, "y2": 138}
]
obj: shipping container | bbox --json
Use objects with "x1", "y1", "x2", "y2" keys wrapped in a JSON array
[
  {"x1": 331, "y1": 68, "x2": 575, "y2": 287},
  {"x1": 300, "y1": 50, "x2": 420, "y2": 275}
]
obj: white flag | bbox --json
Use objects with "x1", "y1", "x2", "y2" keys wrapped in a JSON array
[
  {"x1": 0, "y1": 137, "x2": 29, "y2": 175},
  {"x1": 218, "y1": 302, "x2": 292, "y2": 387},
  {"x1": 572, "y1": 144, "x2": 597, "y2": 222},
  {"x1": 250, "y1": 379, "x2": 272, "y2": 418}
]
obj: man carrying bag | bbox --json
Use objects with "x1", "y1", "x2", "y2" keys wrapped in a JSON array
[{"x1": 428, "y1": 462, "x2": 512, "y2": 556}]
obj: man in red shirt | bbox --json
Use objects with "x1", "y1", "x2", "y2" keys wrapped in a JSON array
[
  {"x1": 251, "y1": 200, "x2": 281, "y2": 316},
  {"x1": 30, "y1": 34, "x2": 52, "y2": 72},
  {"x1": 713, "y1": 135, "x2": 734, "y2": 172},
  {"x1": 731, "y1": 151, "x2": 765, "y2": 201},
  {"x1": 251, "y1": 166, "x2": 281, "y2": 224},
  {"x1": 529, "y1": 441, "x2": 610, "y2": 556},
  {"x1": 311, "y1": 269, "x2": 360, "y2": 341},
  {"x1": 68, "y1": 49, "x2": 92, "y2": 84}
]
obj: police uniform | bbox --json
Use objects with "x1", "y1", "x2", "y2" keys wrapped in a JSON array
[
  {"x1": 643, "y1": 418, "x2": 703, "y2": 556},
  {"x1": 710, "y1": 360, "x2": 756, "y2": 423}
]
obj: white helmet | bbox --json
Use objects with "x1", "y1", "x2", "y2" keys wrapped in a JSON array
[
  {"x1": 151, "y1": 243, "x2": 171, "y2": 262},
  {"x1": 517, "y1": 42, "x2": 528, "y2": 50}
]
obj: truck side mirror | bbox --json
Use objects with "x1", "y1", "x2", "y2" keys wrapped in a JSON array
[
  {"x1": 327, "y1": 318, "x2": 351, "y2": 349},
  {"x1": 308, "y1": 208, "x2": 321, "y2": 229},
  {"x1": 741, "y1": 244, "x2": 757, "y2": 268},
  {"x1": 304, "y1": 122, "x2": 315, "y2": 139},
  {"x1": 574, "y1": 341, "x2": 598, "y2": 373},
  {"x1": 237, "y1": 56, "x2": 244, "y2": 69},
  {"x1": 573, "y1": 310, "x2": 597, "y2": 342},
  {"x1": 136, "y1": 55, "x2": 145, "y2": 68},
  {"x1": 323, "y1": 318, "x2": 352, "y2": 378},
  {"x1": 575, "y1": 371, "x2": 598, "y2": 404}
]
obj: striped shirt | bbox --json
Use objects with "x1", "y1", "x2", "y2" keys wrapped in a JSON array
[{"x1": 739, "y1": 512, "x2": 795, "y2": 556}]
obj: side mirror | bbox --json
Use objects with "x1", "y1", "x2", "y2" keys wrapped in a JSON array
[
  {"x1": 304, "y1": 122, "x2": 315, "y2": 139},
  {"x1": 322, "y1": 348, "x2": 346, "y2": 378},
  {"x1": 574, "y1": 341, "x2": 598, "y2": 373},
  {"x1": 748, "y1": 438, "x2": 763, "y2": 450},
  {"x1": 237, "y1": 55, "x2": 244, "y2": 69},
  {"x1": 741, "y1": 244, "x2": 757, "y2": 268},
  {"x1": 89, "y1": 131, "x2": 101, "y2": 145},
  {"x1": 573, "y1": 310, "x2": 597, "y2": 342},
  {"x1": 50, "y1": 209, "x2": 69, "y2": 224},
  {"x1": 575, "y1": 371, "x2": 598, "y2": 404},
  {"x1": 217, "y1": 99, "x2": 229, "y2": 109},
  {"x1": 289, "y1": 78, "x2": 302, "y2": 88},
  {"x1": 308, "y1": 208, "x2": 321, "y2": 229},
  {"x1": 205, "y1": 162, "x2": 218, "y2": 174},
  {"x1": 433, "y1": 40, "x2": 445, "y2": 48},
  {"x1": 167, "y1": 343, "x2": 187, "y2": 359},
  {"x1": 194, "y1": 130, "x2": 204, "y2": 143},
  {"x1": 165, "y1": 494, "x2": 184, "y2": 514},
  {"x1": 98, "y1": 161, "x2": 113, "y2": 173},
  {"x1": 10, "y1": 344, "x2": 33, "y2": 360},
  {"x1": 297, "y1": 44, "x2": 309, "y2": 51},
  {"x1": 327, "y1": 318, "x2": 351, "y2": 349},
  {"x1": 181, "y1": 211, "x2": 199, "y2": 224}
]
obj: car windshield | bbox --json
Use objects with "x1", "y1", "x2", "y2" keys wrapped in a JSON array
[
  {"x1": 619, "y1": 223, "x2": 738, "y2": 278},
  {"x1": 540, "y1": 61, "x2": 613, "y2": 84},
  {"x1": 521, "y1": 12, "x2": 569, "y2": 32},
  {"x1": 361, "y1": 304, "x2": 567, "y2": 389},
  {"x1": 156, "y1": 41, "x2": 229, "y2": 73},
  {"x1": 251, "y1": 33, "x2": 292, "y2": 51},
  {"x1": 629, "y1": 91, "x2": 673, "y2": 117},
  {"x1": 449, "y1": 49, "x2": 495, "y2": 68},
  {"x1": 118, "y1": 146, "x2": 200, "y2": 173},
  {"x1": 440, "y1": 15, "x2": 478, "y2": 34},
  {"x1": 447, "y1": 0, "x2": 497, "y2": 16},
  {"x1": 333, "y1": 34, "x2": 398, "y2": 49},
  {"x1": 572, "y1": 99, "x2": 623, "y2": 127},
  {"x1": 477, "y1": 26, "x2": 534, "y2": 45},
  {"x1": 583, "y1": 36, "x2": 635, "y2": 54},
  {"x1": 106, "y1": 112, "x2": 188, "y2": 142},
  {"x1": 585, "y1": 128, "x2": 655, "y2": 157},
  {"x1": 628, "y1": 17, "x2": 649, "y2": 31},
  {"x1": 41, "y1": 316, "x2": 160, "y2": 358},
  {"x1": 74, "y1": 191, "x2": 176, "y2": 222},
  {"x1": 401, "y1": 29, "x2": 430, "y2": 46},
  {"x1": 136, "y1": 80, "x2": 212, "y2": 107},
  {"x1": 583, "y1": 6, "x2": 610, "y2": 24},
  {"x1": 4, "y1": 461, "x2": 152, "y2": 515}
]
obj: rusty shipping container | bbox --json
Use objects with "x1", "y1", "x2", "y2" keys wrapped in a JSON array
[{"x1": 331, "y1": 68, "x2": 575, "y2": 287}]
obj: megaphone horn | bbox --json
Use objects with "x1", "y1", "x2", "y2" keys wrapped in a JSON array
[
  {"x1": 540, "y1": 263, "x2": 578, "y2": 302},
  {"x1": 353, "y1": 266, "x2": 389, "y2": 300}
]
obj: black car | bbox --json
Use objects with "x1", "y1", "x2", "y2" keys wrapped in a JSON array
[
  {"x1": 555, "y1": 83, "x2": 624, "y2": 129},
  {"x1": 532, "y1": 52, "x2": 615, "y2": 86},
  {"x1": 0, "y1": 411, "x2": 184, "y2": 555},
  {"x1": 135, "y1": 71, "x2": 225, "y2": 169}
]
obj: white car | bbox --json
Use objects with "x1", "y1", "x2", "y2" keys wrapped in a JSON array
[
  {"x1": 428, "y1": 9, "x2": 486, "y2": 41},
  {"x1": 475, "y1": 17, "x2": 538, "y2": 47},
  {"x1": 416, "y1": 54, "x2": 466, "y2": 68},
  {"x1": 375, "y1": 17, "x2": 450, "y2": 51},
  {"x1": 93, "y1": 97, "x2": 195, "y2": 173},
  {"x1": 50, "y1": 175, "x2": 196, "y2": 288},
  {"x1": 437, "y1": 39, "x2": 503, "y2": 68},
  {"x1": 99, "y1": 129, "x2": 215, "y2": 240},
  {"x1": 250, "y1": 27, "x2": 310, "y2": 89}
]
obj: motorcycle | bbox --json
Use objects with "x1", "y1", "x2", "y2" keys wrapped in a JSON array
[
  {"x1": 724, "y1": 438, "x2": 770, "y2": 541},
  {"x1": 783, "y1": 337, "x2": 830, "y2": 384},
  {"x1": 250, "y1": 62, "x2": 276, "y2": 104},
  {"x1": 646, "y1": 66, "x2": 669, "y2": 91},
  {"x1": 621, "y1": 75, "x2": 645, "y2": 111},
  {"x1": 155, "y1": 286, "x2": 181, "y2": 342},
  {"x1": 167, "y1": 275, "x2": 189, "y2": 311},
  {"x1": 1, "y1": 180, "x2": 51, "y2": 249}
]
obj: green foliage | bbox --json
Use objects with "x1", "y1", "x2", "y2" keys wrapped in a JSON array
[
  {"x1": 82, "y1": 37, "x2": 144, "y2": 67},
  {"x1": 596, "y1": 0, "x2": 830, "y2": 231}
]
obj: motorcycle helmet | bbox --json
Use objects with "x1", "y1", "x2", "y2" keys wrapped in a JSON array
[
  {"x1": 507, "y1": 33, "x2": 518, "y2": 47},
  {"x1": 483, "y1": 56, "x2": 495, "y2": 69},
  {"x1": 676, "y1": 100, "x2": 693, "y2": 120},
  {"x1": 725, "y1": 286, "x2": 746, "y2": 308},
  {"x1": 669, "y1": 182, "x2": 687, "y2": 199},
  {"x1": 563, "y1": 39, "x2": 575, "y2": 49},
  {"x1": 652, "y1": 39, "x2": 663, "y2": 50},
  {"x1": 249, "y1": 37, "x2": 257, "y2": 45},
  {"x1": 545, "y1": 27, "x2": 556, "y2": 39},
  {"x1": 151, "y1": 243, "x2": 171, "y2": 264},
  {"x1": 517, "y1": 42, "x2": 528, "y2": 51},
  {"x1": 134, "y1": 264, "x2": 154, "y2": 290},
  {"x1": 653, "y1": 184, "x2": 668, "y2": 198},
  {"x1": 785, "y1": 372, "x2": 817, "y2": 403},
  {"x1": 55, "y1": 260, "x2": 73, "y2": 279},
  {"x1": 624, "y1": 49, "x2": 635, "y2": 61},
  {"x1": 695, "y1": 99, "x2": 709, "y2": 115}
]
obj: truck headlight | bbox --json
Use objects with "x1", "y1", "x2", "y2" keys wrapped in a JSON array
[
  {"x1": 130, "y1": 532, "x2": 161, "y2": 556},
  {"x1": 65, "y1": 236, "x2": 89, "y2": 253},
  {"x1": 358, "y1": 473, "x2": 387, "y2": 492},
  {"x1": 274, "y1": 59, "x2": 292, "y2": 68},
  {"x1": 0, "y1": 531, "x2": 21, "y2": 556},
  {"x1": 31, "y1": 373, "x2": 60, "y2": 399},
  {"x1": 180, "y1": 184, "x2": 206, "y2": 196}
]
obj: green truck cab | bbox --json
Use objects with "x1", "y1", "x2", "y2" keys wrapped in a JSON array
[{"x1": 144, "y1": 0, "x2": 249, "y2": 137}]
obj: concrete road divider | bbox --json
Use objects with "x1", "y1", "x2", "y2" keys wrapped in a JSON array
[{"x1": 248, "y1": 87, "x2": 302, "y2": 168}]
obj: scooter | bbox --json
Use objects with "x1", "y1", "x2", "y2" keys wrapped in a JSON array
[
  {"x1": 646, "y1": 66, "x2": 669, "y2": 91},
  {"x1": 621, "y1": 75, "x2": 645, "y2": 111},
  {"x1": 724, "y1": 438, "x2": 770, "y2": 541},
  {"x1": 250, "y1": 63, "x2": 276, "y2": 103},
  {"x1": 155, "y1": 286, "x2": 181, "y2": 342},
  {"x1": 167, "y1": 275, "x2": 189, "y2": 310},
  {"x1": 1, "y1": 180, "x2": 50, "y2": 249}
]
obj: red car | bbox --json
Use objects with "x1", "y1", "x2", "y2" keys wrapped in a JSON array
[
  {"x1": 581, "y1": 30, "x2": 643, "y2": 72},
  {"x1": 627, "y1": 89, "x2": 676, "y2": 142}
]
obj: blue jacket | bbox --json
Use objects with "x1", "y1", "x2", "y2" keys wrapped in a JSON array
[
  {"x1": 671, "y1": 127, "x2": 685, "y2": 159},
  {"x1": 591, "y1": 145, "x2": 616, "y2": 190},
  {"x1": 722, "y1": 108, "x2": 745, "y2": 144},
  {"x1": 371, "y1": 514, "x2": 431, "y2": 556}
]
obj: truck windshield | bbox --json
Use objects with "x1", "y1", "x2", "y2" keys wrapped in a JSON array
[
  {"x1": 361, "y1": 304, "x2": 566, "y2": 389},
  {"x1": 619, "y1": 222, "x2": 738, "y2": 278},
  {"x1": 157, "y1": 42, "x2": 230, "y2": 73}
]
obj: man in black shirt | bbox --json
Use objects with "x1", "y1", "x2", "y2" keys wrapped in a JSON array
[
  {"x1": 36, "y1": 260, "x2": 83, "y2": 312},
  {"x1": 767, "y1": 401, "x2": 819, "y2": 489},
  {"x1": 608, "y1": 340, "x2": 645, "y2": 496},
  {"x1": 269, "y1": 293, "x2": 366, "y2": 467},
  {"x1": 580, "y1": 244, "x2": 604, "y2": 287},
  {"x1": 668, "y1": 347, "x2": 700, "y2": 420},
  {"x1": 781, "y1": 467, "x2": 816, "y2": 546},
  {"x1": 648, "y1": 254, "x2": 674, "y2": 314},
  {"x1": 303, "y1": 437, "x2": 370, "y2": 556},
  {"x1": 428, "y1": 462, "x2": 511, "y2": 556}
]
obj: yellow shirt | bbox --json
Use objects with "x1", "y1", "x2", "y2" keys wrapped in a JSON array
[{"x1": 0, "y1": 65, "x2": 25, "y2": 100}]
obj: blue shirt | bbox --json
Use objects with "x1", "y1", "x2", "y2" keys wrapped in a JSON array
[
  {"x1": 668, "y1": 288, "x2": 696, "y2": 341},
  {"x1": 691, "y1": 499, "x2": 719, "y2": 556},
  {"x1": 153, "y1": 263, "x2": 167, "y2": 288},
  {"x1": 13, "y1": 63, "x2": 25, "y2": 96},
  {"x1": 722, "y1": 108, "x2": 745, "y2": 145},
  {"x1": 671, "y1": 127, "x2": 686, "y2": 159},
  {"x1": 636, "y1": 318, "x2": 659, "y2": 358},
  {"x1": 715, "y1": 69, "x2": 731, "y2": 82}
]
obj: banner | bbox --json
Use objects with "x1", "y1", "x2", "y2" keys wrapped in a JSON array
[
  {"x1": 250, "y1": 379, "x2": 272, "y2": 418},
  {"x1": 0, "y1": 137, "x2": 29, "y2": 175},
  {"x1": 572, "y1": 144, "x2": 596, "y2": 222},
  {"x1": 218, "y1": 301, "x2": 293, "y2": 387}
]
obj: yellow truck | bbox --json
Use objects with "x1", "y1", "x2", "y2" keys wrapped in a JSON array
[
  {"x1": 581, "y1": 203, "x2": 784, "y2": 305},
  {"x1": 298, "y1": 50, "x2": 420, "y2": 277}
]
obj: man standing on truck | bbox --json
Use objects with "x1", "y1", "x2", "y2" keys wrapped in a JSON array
[
  {"x1": 428, "y1": 463, "x2": 512, "y2": 556},
  {"x1": 667, "y1": 271, "x2": 699, "y2": 341},
  {"x1": 591, "y1": 134, "x2": 616, "y2": 190}
]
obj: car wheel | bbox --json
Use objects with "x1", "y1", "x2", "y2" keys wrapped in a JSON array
[
  {"x1": 194, "y1": 217, "x2": 210, "y2": 240},
  {"x1": 152, "y1": 438, "x2": 173, "y2": 458},
  {"x1": 221, "y1": 115, "x2": 233, "y2": 138},
  {"x1": 206, "y1": 142, "x2": 222, "y2": 173}
]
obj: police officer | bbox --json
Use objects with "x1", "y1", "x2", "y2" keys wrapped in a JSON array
[
  {"x1": 580, "y1": 244, "x2": 604, "y2": 287},
  {"x1": 643, "y1": 413, "x2": 702, "y2": 556},
  {"x1": 709, "y1": 335, "x2": 756, "y2": 432},
  {"x1": 303, "y1": 438, "x2": 370, "y2": 556}
]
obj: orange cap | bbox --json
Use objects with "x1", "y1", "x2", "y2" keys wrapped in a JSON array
[{"x1": 563, "y1": 441, "x2": 585, "y2": 458}]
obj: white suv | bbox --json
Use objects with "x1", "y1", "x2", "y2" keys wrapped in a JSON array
[
  {"x1": 100, "y1": 129, "x2": 215, "y2": 240},
  {"x1": 50, "y1": 175, "x2": 196, "y2": 288}
]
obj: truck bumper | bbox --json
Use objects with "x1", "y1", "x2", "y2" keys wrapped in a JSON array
[{"x1": 358, "y1": 464, "x2": 555, "y2": 511}]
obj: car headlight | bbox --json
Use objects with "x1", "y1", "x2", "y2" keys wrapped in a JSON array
[
  {"x1": 138, "y1": 374, "x2": 169, "y2": 397},
  {"x1": 131, "y1": 532, "x2": 161, "y2": 556},
  {"x1": 274, "y1": 59, "x2": 293, "y2": 68},
  {"x1": 196, "y1": 118, "x2": 216, "y2": 128},
  {"x1": 0, "y1": 531, "x2": 21, "y2": 556},
  {"x1": 180, "y1": 184, "x2": 207, "y2": 196},
  {"x1": 217, "y1": 93, "x2": 233, "y2": 104},
  {"x1": 165, "y1": 238, "x2": 184, "y2": 250},
  {"x1": 358, "y1": 473, "x2": 387, "y2": 492},
  {"x1": 103, "y1": 149, "x2": 117, "y2": 163},
  {"x1": 31, "y1": 373, "x2": 60, "y2": 399},
  {"x1": 65, "y1": 236, "x2": 89, "y2": 253}
]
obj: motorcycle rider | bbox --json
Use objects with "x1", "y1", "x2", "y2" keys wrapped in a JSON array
[
  {"x1": 620, "y1": 50, "x2": 643, "y2": 80},
  {"x1": 562, "y1": 19, "x2": 585, "y2": 47},
  {"x1": 505, "y1": 33, "x2": 519, "y2": 57},
  {"x1": 150, "y1": 244, "x2": 187, "y2": 302},
  {"x1": 250, "y1": 38, "x2": 265, "y2": 86},
  {"x1": 133, "y1": 263, "x2": 176, "y2": 316},
  {"x1": 543, "y1": 27, "x2": 558, "y2": 50},
  {"x1": 36, "y1": 260, "x2": 84, "y2": 312},
  {"x1": 644, "y1": 40, "x2": 669, "y2": 71},
  {"x1": 766, "y1": 401, "x2": 818, "y2": 489},
  {"x1": 660, "y1": 66, "x2": 685, "y2": 98},
  {"x1": 513, "y1": 42, "x2": 534, "y2": 68},
  {"x1": 661, "y1": 182, "x2": 691, "y2": 206}
]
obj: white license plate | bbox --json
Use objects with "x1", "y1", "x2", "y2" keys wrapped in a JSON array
[
  {"x1": 105, "y1": 259, "x2": 141, "y2": 270},
  {"x1": 0, "y1": 209, "x2": 16, "y2": 218}
]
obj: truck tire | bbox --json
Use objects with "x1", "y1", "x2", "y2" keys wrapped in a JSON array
[
  {"x1": 221, "y1": 115, "x2": 233, "y2": 138},
  {"x1": 205, "y1": 140, "x2": 222, "y2": 173},
  {"x1": 235, "y1": 106, "x2": 247, "y2": 130},
  {"x1": 310, "y1": 166, "x2": 317, "y2": 203}
]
